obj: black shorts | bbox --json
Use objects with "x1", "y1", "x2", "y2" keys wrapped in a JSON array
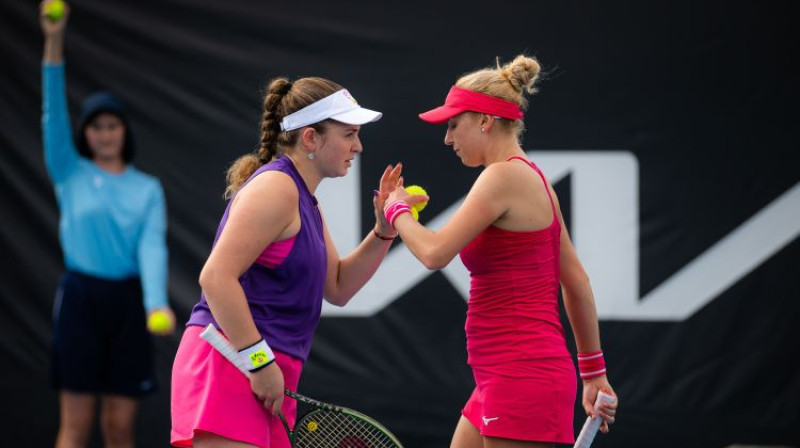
[{"x1": 51, "y1": 270, "x2": 156, "y2": 397}]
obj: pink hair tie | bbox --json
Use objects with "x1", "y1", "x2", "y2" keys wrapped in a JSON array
[
  {"x1": 578, "y1": 350, "x2": 607, "y2": 379},
  {"x1": 383, "y1": 200, "x2": 412, "y2": 229}
]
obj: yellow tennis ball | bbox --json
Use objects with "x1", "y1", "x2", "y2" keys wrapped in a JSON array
[
  {"x1": 410, "y1": 206, "x2": 419, "y2": 221},
  {"x1": 44, "y1": 0, "x2": 66, "y2": 21},
  {"x1": 404, "y1": 185, "x2": 428, "y2": 213},
  {"x1": 147, "y1": 310, "x2": 171, "y2": 333}
]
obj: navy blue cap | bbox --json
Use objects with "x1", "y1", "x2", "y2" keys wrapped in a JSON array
[{"x1": 76, "y1": 91, "x2": 136, "y2": 163}]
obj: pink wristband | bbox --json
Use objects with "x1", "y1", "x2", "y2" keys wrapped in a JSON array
[
  {"x1": 577, "y1": 350, "x2": 607, "y2": 379},
  {"x1": 384, "y1": 200, "x2": 411, "y2": 229}
]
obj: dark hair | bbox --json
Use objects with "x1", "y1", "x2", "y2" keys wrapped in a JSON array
[
  {"x1": 224, "y1": 76, "x2": 343, "y2": 198},
  {"x1": 76, "y1": 91, "x2": 135, "y2": 163}
]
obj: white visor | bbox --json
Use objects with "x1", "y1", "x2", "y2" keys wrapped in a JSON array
[{"x1": 279, "y1": 89, "x2": 382, "y2": 132}]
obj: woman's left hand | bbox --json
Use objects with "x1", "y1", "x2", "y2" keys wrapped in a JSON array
[
  {"x1": 582, "y1": 375, "x2": 617, "y2": 433},
  {"x1": 372, "y1": 163, "x2": 403, "y2": 238}
]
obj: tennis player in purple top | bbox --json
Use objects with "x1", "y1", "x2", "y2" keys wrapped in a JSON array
[{"x1": 171, "y1": 77, "x2": 414, "y2": 448}]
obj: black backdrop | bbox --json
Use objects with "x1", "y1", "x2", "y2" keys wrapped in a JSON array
[{"x1": 1, "y1": 1, "x2": 799, "y2": 447}]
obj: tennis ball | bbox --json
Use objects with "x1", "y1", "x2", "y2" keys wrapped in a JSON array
[
  {"x1": 147, "y1": 310, "x2": 171, "y2": 333},
  {"x1": 44, "y1": 0, "x2": 66, "y2": 21},
  {"x1": 404, "y1": 185, "x2": 428, "y2": 215}
]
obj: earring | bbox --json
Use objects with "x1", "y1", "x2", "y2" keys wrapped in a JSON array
[
  {"x1": 307, "y1": 152, "x2": 315, "y2": 160},
  {"x1": 480, "y1": 127, "x2": 485, "y2": 133}
]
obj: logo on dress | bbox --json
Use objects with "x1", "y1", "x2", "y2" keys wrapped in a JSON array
[{"x1": 482, "y1": 416, "x2": 500, "y2": 426}]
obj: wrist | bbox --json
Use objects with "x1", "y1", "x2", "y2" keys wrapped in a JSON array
[
  {"x1": 238, "y1": 338, "x2": 276, "y2": 372},
  {"x1": 372, "y1": 228, "x2": 396, "y2": 241},
  {"x1": 581, "y1": 374, "x2": 608, "y2": 384},
  {"x1": 577, "y1": 350, "x2": 607, "y2": 379},
  {"x1": 43, "y1": 36, "x2": 65, "y2": 64},
  {"x1": 383, "y1": 200, "x2": 411, "y2": 230},
  {"x1": 44, "y1": 32, "x2": 65, "y2": 46}
]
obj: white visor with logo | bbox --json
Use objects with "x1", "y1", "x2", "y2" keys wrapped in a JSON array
[{"x1": 279, "y1": 89, "x2": 382, "y2": 132}]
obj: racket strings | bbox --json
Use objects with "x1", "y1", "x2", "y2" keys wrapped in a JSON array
[{"x1": 294, "y1": 410, "x2": 399, "y2": 448}]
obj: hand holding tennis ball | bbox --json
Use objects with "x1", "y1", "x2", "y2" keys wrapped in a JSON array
[
  {"x1": 40, "y1": 0, "x2": 69, "y2": 36},
  {"x1": 147, "y1": 308, "x2": 175, "y2": 335},
  {"x1": 404, "y1": 185, "x2": 429, "y2": 221},
  {"x1": 43, "y1": 0, "x2": 66, "y2": 21}
]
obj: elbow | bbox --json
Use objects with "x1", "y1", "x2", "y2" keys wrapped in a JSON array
[
  {"x1": 567, "y1": 271, "x2": 592, "y2": 290},
  {"x1": 323, "y1": 277, "x2": 357, "y2": 306},
  {"x1": 422, "y1": 259, "x2": 446, "y2": 271},
  {"x1": 560, "y1": 272, "x2": 593, "y2": 301},
  {"x1": 419, "y1": 250, "x2": 450, "y2": 271},
  {"x1": 560, "y1": 258, "x2": 591, "y2": 288},
  {"x1": 198, "y1": 265, "x2": 222, "y2": 302},
  {"x1": 198, "y1": 265, "x2": 210, "y2": 290},
  {"x1": 324, "y1": 291, "x2": 351, "y2": 307}
]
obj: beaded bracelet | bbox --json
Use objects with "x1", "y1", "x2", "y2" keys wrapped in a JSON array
[{"x1": 373, "y1": 229, "x2": 396, "y2": 241}]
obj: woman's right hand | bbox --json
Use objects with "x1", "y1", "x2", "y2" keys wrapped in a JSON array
[
  {"x1": 251, "y1": 363, "x2": 285, "y2": 415},
  {"x1": 384, "y1": 177, "x2": 429, "y2": 211},
  {"x1": 582, "y1": 376, "x2": 617, "y2": 432},
  {"x1": 40, "y1": 0, "x2": 69, "y2": 37}
]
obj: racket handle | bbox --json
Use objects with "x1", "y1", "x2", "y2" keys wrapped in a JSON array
[
  {"x1": 199, "y1": 324, "x2": 293, "y2": 436},
  {"x1": 573, "y1": 391, "x2": 615, "y2": 448},
  {"x1": 199, "y1": 324, "x2": 252, "y2": 377}
]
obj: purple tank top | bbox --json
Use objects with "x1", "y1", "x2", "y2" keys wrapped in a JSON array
[{"x1": 187, "y1": 156, "x2": 327, "y2": 361}]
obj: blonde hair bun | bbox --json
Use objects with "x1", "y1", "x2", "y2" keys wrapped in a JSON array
[{"x1": 500, "y1": 55, "x2": 541, "y2": 94}]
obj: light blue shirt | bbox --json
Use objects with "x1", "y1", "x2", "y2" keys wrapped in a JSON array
[{"x1": 42, "y1": 63, "x2": 168, "y2": 311}]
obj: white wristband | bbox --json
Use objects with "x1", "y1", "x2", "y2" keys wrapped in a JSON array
[{"x1": 238, "y1": 339, "x2": 275, "y2": 371}]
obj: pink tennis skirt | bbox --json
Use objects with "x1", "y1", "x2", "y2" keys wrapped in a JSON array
[
  {"x1": 462, "y1": 356, "x2": 577, "y2": 444},
  {"x1": 171, "y1": 325, "x2": 303, "y2": 448}
]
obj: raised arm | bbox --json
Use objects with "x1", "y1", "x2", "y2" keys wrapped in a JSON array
[
  {"x1": 321, "y1": 164, "x2": 402, "y2": 305},
  {"x1": 389, "y1": 163, "x2": 512, "y2": 270},
  {"x1": 40, "y1": 0, "x2": 79, "y2": 183}
]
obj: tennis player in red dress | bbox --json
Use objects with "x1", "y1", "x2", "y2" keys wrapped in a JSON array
[{"x1": 384, "y1": 55, "x2": 618, "y2": 448}]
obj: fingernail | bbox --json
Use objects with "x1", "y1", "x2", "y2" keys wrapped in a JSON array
[{"x1": 373, "y1": 189, "x2": 380, "y2": 196}]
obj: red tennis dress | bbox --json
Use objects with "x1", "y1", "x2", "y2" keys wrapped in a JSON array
[{"x1": 459, "y1": 157, "x2": 576, "y2": 443}]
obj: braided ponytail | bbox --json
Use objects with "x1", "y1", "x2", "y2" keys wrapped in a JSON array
[
  {"x1": 258, "y1": 78, "x2": 293, "y2": 163},
  {"x1": 224, "y1": 78, "x2": 293, "y2": 199}
]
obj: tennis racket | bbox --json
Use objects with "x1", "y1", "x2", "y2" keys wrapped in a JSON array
[
  {"x1": 573, "y1": 391, "x2": 616, "y2": 448},
  {"x1": 199, "y1": 324, "x2": 405, "y2": 448}
]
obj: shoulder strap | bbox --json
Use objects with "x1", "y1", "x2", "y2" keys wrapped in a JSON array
[{"x1": 507, "y1": 156, "x2": 557, "y2": 217}]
